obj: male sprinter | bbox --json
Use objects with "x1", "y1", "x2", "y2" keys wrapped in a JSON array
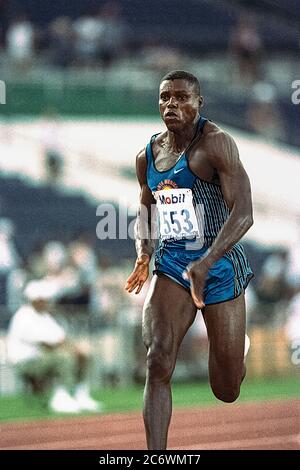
[{"x1": 125, "y1": 70, "x2": 253, "y2": 450}]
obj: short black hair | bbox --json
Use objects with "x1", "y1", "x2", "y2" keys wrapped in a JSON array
[{"x1": 160, "y1": 70, "x2": 201, "y2": 95}]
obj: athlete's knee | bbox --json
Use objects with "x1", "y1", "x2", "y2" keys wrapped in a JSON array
[
  {"x1": 146, "y1": 345, "x2": 174, "y2": 383},
  {"x1": 210, "y1": 372, "x2": 241, "y2": 403},
  {"x1": 209, "y1": 350, "x2": 245, "y2": 403},
  {"x1": 212, "y1": 384, "x2": 241, "y2": 403}
]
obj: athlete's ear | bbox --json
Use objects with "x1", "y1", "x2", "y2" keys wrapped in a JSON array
[{"x1": 198, "y1": 95, "x2": 204, "y2": 110}]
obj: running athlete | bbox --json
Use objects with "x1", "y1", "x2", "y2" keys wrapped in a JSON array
[{"x1": 125, "y1": 70, "x2": 253, "y2": 450}]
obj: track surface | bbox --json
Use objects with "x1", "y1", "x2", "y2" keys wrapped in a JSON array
[{"x1": 0, "y1": 399, "x2": 299, "y2": 450}]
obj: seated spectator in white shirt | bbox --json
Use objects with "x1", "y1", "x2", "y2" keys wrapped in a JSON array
[{"x1": 6, "y1": 280, "x2": 102, "y2": 414}]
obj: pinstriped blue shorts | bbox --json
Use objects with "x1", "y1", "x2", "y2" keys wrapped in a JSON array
[{"x1": 153, "y1": 244, "x2": 253, "y2": 306}]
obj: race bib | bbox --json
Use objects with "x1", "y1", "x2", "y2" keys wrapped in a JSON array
[{"x1": 154, "y1": 188, "x2": 200, "y2": 240}]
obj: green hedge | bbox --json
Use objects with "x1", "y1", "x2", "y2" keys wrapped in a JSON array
[{"x1": 0, "y1": 83, "x2": 158, "y2": 117}]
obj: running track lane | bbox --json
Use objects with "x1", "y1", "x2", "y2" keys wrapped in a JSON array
[{"x1": 0, "y1": 399, "x2": 299, "y2": 450}]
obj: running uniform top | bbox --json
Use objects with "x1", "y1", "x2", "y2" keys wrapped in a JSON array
[
  {"x1": 145, "y1": 116, "x2": 253, "y2": 304},
  {"x1": 146, "y1": 116, "x2": 229, "y2": 250}
]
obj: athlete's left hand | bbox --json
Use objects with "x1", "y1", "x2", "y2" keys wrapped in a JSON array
[{"x1": 183, "y1": 260, "x2": 210, "y2": 309}]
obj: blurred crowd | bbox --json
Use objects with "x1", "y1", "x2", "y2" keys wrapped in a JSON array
[
  {"x1": 0, "y1": 215, "x2": 145, "y2": 403},
  {"x1": 1, "y1": 2, "x2": 128, "y2": 70},
  {"x1": 0, "y1": 3, "x2": 290, "y2": 145},
  {"x1": 0, "y1": 217, "x2": 135, "y2": 329},
  {"x1": 228, "y1": 13, "x2": 287, "y2": 143}
]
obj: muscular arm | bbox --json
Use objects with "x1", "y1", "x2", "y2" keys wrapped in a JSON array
[
  {"x1": 202, "y1": 130, "x2": 253, "y2": 267},
  {"x1": 125, "y1": 149, "x2": 156, "y2": 294},
  {"x1": 135, "y1": 148, "x2": 157, "y2": 259}
]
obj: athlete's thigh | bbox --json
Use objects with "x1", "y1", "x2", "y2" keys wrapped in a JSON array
[
  {"x1": 142, "y1": 274, "x2": 197, "y2": 351},
  {"x1": 202, "y1": 293, "x2": 246, "y2": 363}
]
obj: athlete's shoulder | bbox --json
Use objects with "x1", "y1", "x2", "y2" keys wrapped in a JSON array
[
  {"x1": 203, "y1": 121, "x2": 235, "y2": 147},
  {"x1": 135, "y1": 147, "x2": 147, "y2": 185},
  {"x1": 136, "y1": 146, "x2": 146, "y2": 162},
  {"x1": 136, "y1": 129, "x2": 164, "y2": 161},
  {"x1": 202, "y1": 122, "x2": 239, "y2": 164},
  {"x1": 150, "y1": 131, "x2": 166, "y2": 153}
]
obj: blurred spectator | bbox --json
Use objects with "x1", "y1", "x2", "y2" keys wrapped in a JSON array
[
  {"x1": 246, "y1": 82, "x2": 286, "y2": 142},
  {"x1": 286, "y1": 285, "x2": 300, "y2": 343},
  {"x1": 42, "y1": 241, "x2": 80, "y2": 303},
  {"x1": 0, "y1": 218, "x2": 20, "y2": 309},
  {"x1": 89, "y1": 255, "x2": 108, "y2": 319},
  {"x1": 6, "y1": 280, "x2": 102, "y2": 413},
  {"x1": 0, "y1": 218, "x2": 19, "y2": 272},
  {"x1": 6, "y1": 14, "x2": 35, "y2": 70},
  {"x1": 140, "y1": 41, "x2": 183, "y2": 73},
  {"x1": 286, "y1": 221, "x2": 300, "y2": 294},
  {"x1": 28, "y1": 241, "x2": 47, "y2": 279},
  {"x1": 254, "y1": 249, "x2": 289, "y2": 325},
  {"x1": 48, "y1": 16, "x2": 74, "y2": 68},
  {"x1": 40, "y1": 108, "x2": 64, "y2": 185},
  {"x1": 40, "y1": 238, "x2": 97, "y2": 309},
  {"x1": 244, "y1": 282, "x2": 258, "y2": 327},
  {"x1": 73, "y1": 10, "x2": 104, "y2": 67},
  {"x1": 43, "y1": 241, "x2": 68, "y2": 274},
  {"x1": 229, "y1": 12, "x2": 264, "y2": 84},
  {"x1": 68, "y1": 232, "x2": 98, "y2": 308},
  {"x1": 96, "y1": 265, "x2": 128, "y2": 326},
  {"x1": 98, "y1": 1, "x2": 128, "y2": 67},
  {"x1": 6, "y1": 262, "x2": 27, "y2": 316},
  {"x1": 0, "y1": 2, "x2": 6, "y2": 48}
]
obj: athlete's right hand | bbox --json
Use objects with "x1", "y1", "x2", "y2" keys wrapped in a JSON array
[{"x1": 125, "y1": 254, "x2": 150, "y2": 294}]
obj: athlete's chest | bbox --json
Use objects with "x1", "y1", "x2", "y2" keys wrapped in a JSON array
[
  {"x1": 153, "y1": 145, "x2": 183, "y2": 172},
  {"x1": 153, "y1": 142, "x2": 214, "y2": 183},
  {"x1": 147, "y1": 152, "x2": 193, "y2": 193},
  {"x1": 188, "y1": 145, "x2": 215, "y2": 182}
]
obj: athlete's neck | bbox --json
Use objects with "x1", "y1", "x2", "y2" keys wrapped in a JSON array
[{"x1": 164, "y1": 118, "x2": 199, "y2": 153}]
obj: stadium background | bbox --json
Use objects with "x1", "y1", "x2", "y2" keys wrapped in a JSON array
[{"x1": 0, "y1": 0, "x2": 299, "y2": 450}]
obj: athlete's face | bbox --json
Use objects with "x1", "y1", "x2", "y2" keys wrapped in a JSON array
[{"x1": 159, "y1": 79, "x2": 203, "y2": 131}]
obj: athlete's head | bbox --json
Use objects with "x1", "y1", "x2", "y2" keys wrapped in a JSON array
[{"x1": 159, "y1": 70, "x2": 203, "y2": 131}]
